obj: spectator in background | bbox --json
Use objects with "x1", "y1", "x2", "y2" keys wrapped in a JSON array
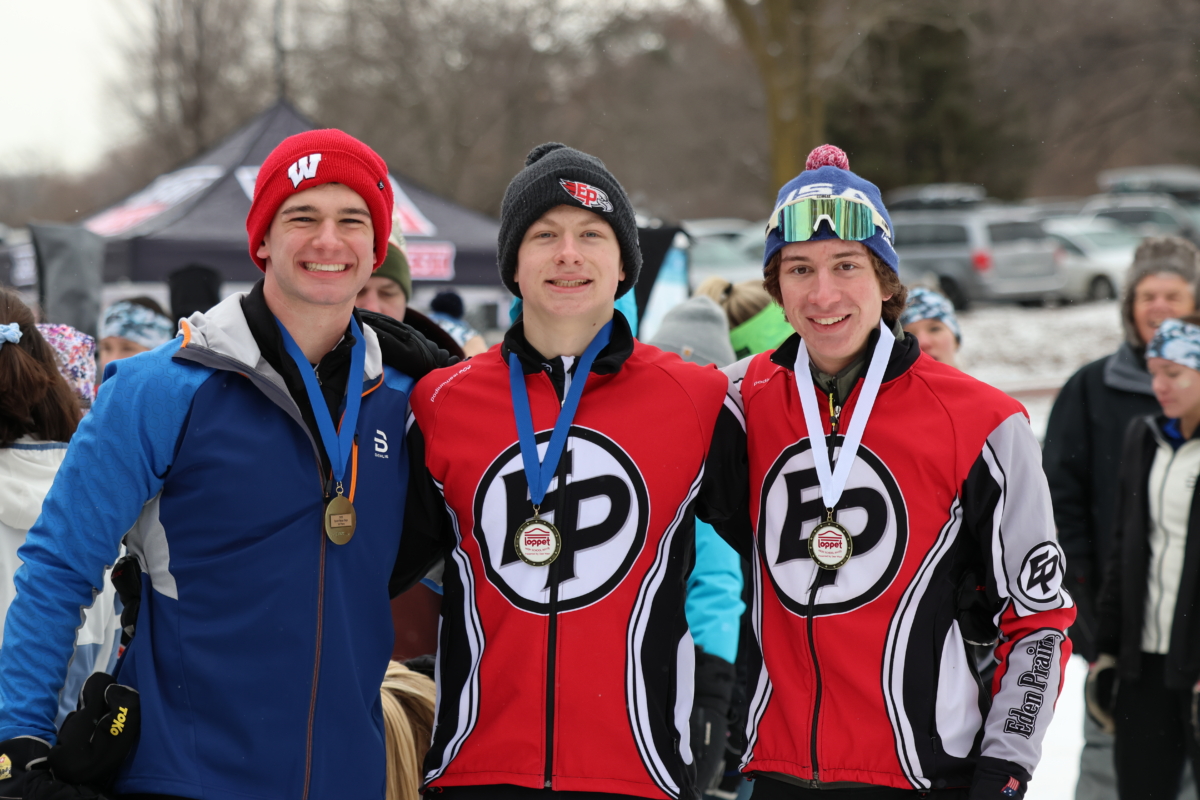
[
  {"x1": 900, "y1": 286, "x2": 961, "y2": 367},
  {"x1": 1093, "y1": 314, "x2": 1200, "y2": 800},
  {"x1": 1043, "y1": 236, "x2": 1198, "y2": 800},
  {"x1": 429, "y1": 290, "x2": 487, "y2": 357},
  {"x1": 97, "y1": 296, "x2": 174, "y2": 375},
  {"x1": 357, "y1": 241, "x2": 466, "y2": 360},
  {"x1": 35, "y1": 324, "x2": 96, "y2": 412},
  {"x1": 0, "y1": 291, "x2": 118, "y2": 728},
  {"x1": 648, "y1": 295, "x2": 745, "y2": 796},
  {"x1": 695, "y1": 276, "x2": 792, "y2": 359}
]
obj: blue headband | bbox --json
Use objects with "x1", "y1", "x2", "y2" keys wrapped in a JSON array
[
  {"x1": 900, "y1": 287, "x2": 961, "y2": 344},
  {"x1": 101, "y1": 301, "x2": 175, "y2": 351},
  {"x1": 1147, "y1": 318, "x2": 1200, "y2": 372},
  {"x1": 0, "y1": 323, "x2": 21, "y2": 350}
]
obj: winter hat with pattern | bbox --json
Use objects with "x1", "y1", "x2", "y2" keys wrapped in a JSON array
[
  {"x1": 763, "y1": 144, "x2": 898, "y2": 273},
  {"x1": 498, "y1": 142, "x2": 641, "y2": 299},
  {"x1": 900, "y1": 287, "x2": 962, "y2": 344},
  {"x1": 1146, "y1": 317, "x2": 1200, "y2": 373},
  {"x1": 246, "y1": 129, "x2": 394, "y2": 271}
]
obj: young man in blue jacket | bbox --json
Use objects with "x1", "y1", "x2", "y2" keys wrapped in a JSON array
[{"x1": 0, "y1": 130, "x2": 450, "y2": 800}]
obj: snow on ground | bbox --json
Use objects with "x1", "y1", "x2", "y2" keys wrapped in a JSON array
[
  {"x1": 1027, "y1": 655, "x2": 1087, "y2": 799},
  {"x1": 954, "y1": 300, "x2": 1125, "y2": 439}
]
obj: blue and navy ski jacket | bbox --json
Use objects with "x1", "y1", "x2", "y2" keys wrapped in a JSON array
[{"x1": 0, "y1": 294, "x2": 415, "y2": 800}]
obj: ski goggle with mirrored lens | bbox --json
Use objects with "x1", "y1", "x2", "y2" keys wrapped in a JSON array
[{"x1": 768, "y1": 196, "x2": 891, "y2": 244}]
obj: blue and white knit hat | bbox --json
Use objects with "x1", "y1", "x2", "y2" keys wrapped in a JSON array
[
  {"x1": 900, "y1": 287, "x2": 961, "y2": 344},
  {"x1": 100, "y1": 300, "x2": 175, "y2": 350},
  {"x1": 1146, "y1": 318, "x2": 1200, "y2": 372},
  {"x1": 763, "y1": 145, "x2": 898, "y2": 273}
]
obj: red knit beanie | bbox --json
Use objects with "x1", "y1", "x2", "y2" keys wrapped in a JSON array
[{"x1": 246, "y1": 129, "x2": 394, "y2": 271}]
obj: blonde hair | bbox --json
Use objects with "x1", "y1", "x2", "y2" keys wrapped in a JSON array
[
  {"x1": 695, "y1": 277, "x2": 774, "y2": 329},
  {"x1": 381, "y1": 661, "x2": 437, "y2": 800}
]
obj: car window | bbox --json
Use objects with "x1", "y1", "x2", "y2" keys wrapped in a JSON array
[
  {"x1": 1050, "y1": 234, "x2": 1085, "y2": 256},
  {"x1": 892, "y1": 223, "x2": 969, "y2": 247},
  {"x1": 1152, "y1": 210, "x2": 1180, "y2": 226},
  {"x1": 1097, "y1": 209, "x2": 1166, "y2": 227},
  {"x1": 987, "y1": 222, "x2": 1046, "y2": 243}
]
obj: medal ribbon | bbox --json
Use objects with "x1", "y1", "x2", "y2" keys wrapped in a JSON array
[
  {"x1": 509, "y1": 320, "x2": 613, "y2": 508},
  {"x1": 276, "y1": 316, "x2": 367, "y2": 485},
  {"x1": 795, "y1": 321, "x2": 895, "y2": 509}
]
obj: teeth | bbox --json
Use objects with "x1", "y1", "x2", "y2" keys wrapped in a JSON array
[
  {"x1": 814, "y1": 316, "x2": 848, "y2": 325},
  {"x1": 304, "y1": 263, "x2": 348, "y2": 272},
  {"x1": 551, "y1": 279, "x2": 588, "y2": 287}
]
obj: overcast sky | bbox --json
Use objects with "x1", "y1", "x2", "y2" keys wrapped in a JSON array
[{"x1": 1, "y1": 0, "x2": 134, "y2": 174}]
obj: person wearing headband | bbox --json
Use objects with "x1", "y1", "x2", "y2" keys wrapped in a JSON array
[
  {"x1": 97, "y1": 297, "x2": 175, "y2": 375},
  {"x1": 1092, "y1": 314, "x2": 1200, "y2": 800},
  {"x1": 900, "y1": 287, "x2": 962, "y2": 368},
  {"x1": 0, "y1": 129, "x2": 453, "y2": 800},
  {"x1": 398, "y1": 142, "x2": 751, "y2": 799},
  {"x1": 723, "y1": 145, "x2": 1074, "y2": 800}
]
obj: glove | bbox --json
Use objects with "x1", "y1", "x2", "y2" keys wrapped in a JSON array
[
  {"x1": 109, "y1": 556, "x2": 141, "y2": 647},
  {"x1": 1085, "y1": 654, "x2": 1118, "y2": 735},
  {"x1": 690, "y1": 648, "x2": 735, "y2": 794},
  {"x1": 957, "y1": 570, "x2": 999, "y2": 647},
  {"x1": 47, "y1": 674, "x2": 139, "y2": 789},
  {"x1": 0, "y1": 736, "x2": 104, "y2": 799},
  {"x1": 969, "y1": 755, "x2": 1031, "y2": 799}
]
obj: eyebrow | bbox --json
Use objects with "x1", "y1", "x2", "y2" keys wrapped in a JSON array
[
  {"x1": 781, "y1": 251, "x2": 862, "y2": 262},
  {"x1": 279, "y1": 204, "x2": 371, "y2": 217}
]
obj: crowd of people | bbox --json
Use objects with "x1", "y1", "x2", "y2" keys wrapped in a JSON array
[{"x1": 0, "y1": 126, "x2": 1193, "y2": 800}]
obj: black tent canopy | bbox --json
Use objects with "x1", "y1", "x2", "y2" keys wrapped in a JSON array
[{"x1": 86, "y1": 101, "x2": 501, "y2": 285}]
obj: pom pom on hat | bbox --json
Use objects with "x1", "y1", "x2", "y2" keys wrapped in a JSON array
[
  {"x1": 805, "y1": 144, "x2": 850, "y2": 171},
  {"x1": 525, "y1": 142, "x2": 568, "y2": 167}
]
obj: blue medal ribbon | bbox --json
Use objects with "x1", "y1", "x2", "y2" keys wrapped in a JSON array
[
  {"x1": 276, "y1": 316, "x2": 367, "y2": 488},
  {"x1": 508, "y1": 320, "x2": 613, "y2": 510}
]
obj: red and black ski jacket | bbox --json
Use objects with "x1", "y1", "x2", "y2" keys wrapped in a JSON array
[
  {"x1": 400, "y1": 312, "x2": 750, "y2": 800},
  {"x1": 726, "y1": 330, "x2": 1075, "y2": 793}
]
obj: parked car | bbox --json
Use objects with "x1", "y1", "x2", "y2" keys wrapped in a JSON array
[
  {"x1": 1080, "y1": 193, "x2": 1199, "y2": 243},
  {"x1": 1042, "y1": 217, "x2": 1139, "y2": 301},
  {"x1": 891, "y1": 210, "x2": 1065, "y2": 309},
  {"x1": 1097, "y1": 165, "x2": 1200, "y2": 229},
  {"x1": 686, "y1": 221, "x2": 766, "y2": 289}
]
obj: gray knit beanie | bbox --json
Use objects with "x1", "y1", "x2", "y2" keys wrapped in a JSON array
[
  {"x1": 497, "y1": 143, "x2": 641, "y2": 299},
  {"x1": 647, "y1": 296, "x2": 737, "y2": 368},
  {"x1": 1121, "y1": 236, "x2": 1200, "y2": 347}
]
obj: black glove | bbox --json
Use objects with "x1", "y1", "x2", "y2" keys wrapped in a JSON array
[
  {"x1": 109, "y1": 556, "x2": 141, "y2": 647},
  {"x1": 690, "y1": 648, "x2": 735, "y2": 794},
  {"x1": 957, "y1": 570, "x2": 999, "y2": 647},
  {"x1": 0, "y1": 736, "x2": 104, "y2": 799},
  {"x1": 47, "y1": 674, "x2": 139, "y2": 789},
  {"x1": 969, "y1": 756, "x2": 1031, "y2": 799},
  {"x1": 1085, "y1": 654, "x2": 1118, "y2": 735}
]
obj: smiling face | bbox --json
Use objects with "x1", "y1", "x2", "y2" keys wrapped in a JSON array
[
  {"x1": 258, "y1": 183, "x2": 376, "y2": 313},
  {"x1": 1133, "y1": 273, "x2": 1195, "y2": 347},
  {"x1": 1149, "y1": 356, "x2": 1200, "y2": 422},
  {"x1": 514, "y1": 204, "x2": 625, "y2": 325},
  {"x1": 777, "y1": 239, "x2": 891, "y2": 374},
  {"x1": 904, "y1": 317, "x2": 959, "y2": 366}
]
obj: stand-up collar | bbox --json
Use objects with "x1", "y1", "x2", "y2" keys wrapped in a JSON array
[
  {"x1": 502, "y1": 310, "x2": 636, "y2": 376},
  {"x1": 771, "y1": 321, "x2": 920, "y2": 392}
]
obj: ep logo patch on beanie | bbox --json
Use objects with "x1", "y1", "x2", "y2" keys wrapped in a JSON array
[{"x1": 559, "y1": 179, "x2": 614, "y2": 212}]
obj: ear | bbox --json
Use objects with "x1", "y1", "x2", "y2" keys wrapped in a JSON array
[
  {"x1": 256, "y1": 238, "x2": 270, "y2": 262},
  {"x1": 618, "y1": 258, "x2": 626, "y2": 283}
]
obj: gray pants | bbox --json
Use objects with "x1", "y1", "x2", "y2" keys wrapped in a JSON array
[{"x1": 1076, "y1": 710, "x2": 1198, "y2": 800}]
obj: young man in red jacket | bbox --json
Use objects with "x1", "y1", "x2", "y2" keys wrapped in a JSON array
[
  {"x1": 725, "y1": 145, "x2": 1075, "y2": 799},
  {"x1": 401, "y1": 143, "x2": 750, "y2": 800}
]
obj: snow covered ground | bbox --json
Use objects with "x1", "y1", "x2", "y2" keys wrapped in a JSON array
[
  {"x1": 1027, "y1": 655, "x2": 1088, "y2": 799},
  {"x1": 955, "y1": 300, "x2": 1125, "y2": 439}
]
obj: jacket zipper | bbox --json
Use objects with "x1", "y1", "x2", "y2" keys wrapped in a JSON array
[
  {"x1": 805, "y1": 387, "x2": 841, "y2": 785},
  {"x1": 544, "y1": 372, "x2": 569, "y2": 788},
  {"x1": 301, "y1": 451, "x2": 329, "y2": 800}
]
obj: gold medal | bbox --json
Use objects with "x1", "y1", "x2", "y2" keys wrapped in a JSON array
[
  {"x1": 514, "y1": 516, "x2": 561, "y2": 566},
  {"x1": 325, "y1": 491, "x2": 356, "y2": 545},
  {"x1": 809, "y1": 512, "x2": 852, "y2": 570}
]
